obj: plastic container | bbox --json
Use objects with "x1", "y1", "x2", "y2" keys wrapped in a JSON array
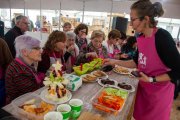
[
  {"x1": 63, "y1": 74, "x2": 82, "y2": 91},
  {"x1": 91, "y1": 87, "x2": 128, "y2": 115},
  {"x1": 11, "y1": 93, "x2": 56, "y2": 120},
  {"x1": 73, "y1": 66, "x2": 89, "y2": 76}
]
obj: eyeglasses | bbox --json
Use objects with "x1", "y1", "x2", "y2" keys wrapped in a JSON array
[
  {"x1": 68, "y1": 38, "x2": 75, "y2": 41},
  {"x1": 130, "y1": 17, "x2": 140, "y2": 22},
  {"x1": 31, "y1": 47, "x2": 41, "y2": 50},
  {"x1": 130, "y1": 16, "x2": 144, "y2": 23},
  {"x1": 80, "y1": 30, "x2": 86, "y2": 34},
  {"x1": 23, "y1": 22, "x2": 30, "y2": 25}
]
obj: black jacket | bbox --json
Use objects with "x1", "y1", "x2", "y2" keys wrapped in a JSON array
[
  {"x1": 0, "y1": 21, "x2": 4, "y2": 39},
  {"x1": 4, "y1": 26, "x2": 23, "y2": 58}
]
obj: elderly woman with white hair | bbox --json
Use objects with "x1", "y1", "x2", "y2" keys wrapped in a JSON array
[
  {"x1": 65, "y1": 31, "x2": 79, "y2": 73},
  {"x1": 5, "y1": 35, "x2": 43, "y2": 102}
]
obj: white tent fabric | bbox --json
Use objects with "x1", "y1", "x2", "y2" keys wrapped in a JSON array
[{"x1": 0, "y1": 0, "x2": 180, "y2": 19}]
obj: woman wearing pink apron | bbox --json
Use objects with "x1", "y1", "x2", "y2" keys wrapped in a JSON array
[
  {"x1": 104, "y1": 0, "x2": 180, "y2": 120},
  {"x1": 133, "y1": 28, "x2": 174, "y2": 120}
]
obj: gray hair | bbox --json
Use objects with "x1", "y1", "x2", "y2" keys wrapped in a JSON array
[
  {"x1": 15, "y1": 15, "x2": 27, "y2": 24},
  {"x1": 15, "y1": 35, "x2": 40, "y2": 57},
  {"x1": 66, "y1": 31, "x2": 76, "y2": 40}
]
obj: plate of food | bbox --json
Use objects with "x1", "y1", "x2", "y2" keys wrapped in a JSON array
[
  {"x1": 113, "y1": 65, "x2": 134, "y2": 75},
  {"x1": 40, "y1": 87, "x2": 72, "y2": 105},
  {"x1": 81, "y1": 74, "x2": 98, "y2": 82},
  {"x1": 98, "y1": 78, "x2": 117, "y2": 87},
  {"x1": 91, "y1": 70, "x2": 108, "y2": 79},
  {"x1": 11, "y1": 93, "x2": 55, "y2": 120},
  {"x1": 116, "y1": 82, "x2": 135, "y2": 93}
]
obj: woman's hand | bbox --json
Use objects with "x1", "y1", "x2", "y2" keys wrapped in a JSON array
[
  {"x1": 86, "y1": 52, "x2": 98, "y2": 58},
  {"x1": 138, "y1": 72, "x2": 151, "y2": 82},
  {"x1": 120, "y1": 53, "x2": 129, "y2": 59},
  {"x1": 67, "y1": 45, "x2": 75, "y2": 52},
  {"x1": 103, "y1": 59, "x2": 116, "y2": 67},
  {"x1": 114, "y1": 54, "x2": 120, "y2": 60}
]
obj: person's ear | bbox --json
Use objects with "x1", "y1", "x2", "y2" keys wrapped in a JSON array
[
  {"x1": 21, "y1": 49, "x2": 29, "y2": 56},
  {"x1": 144, "y1": 16, "x2": 150, "y2": 23}
]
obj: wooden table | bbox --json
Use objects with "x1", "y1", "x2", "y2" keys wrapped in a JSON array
[{"x1": 3, "y1": 71, "x2": 139, "y2": 120}]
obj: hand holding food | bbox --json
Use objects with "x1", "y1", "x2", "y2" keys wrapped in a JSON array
[
  {"x1": 103, "y1": 59, "x2": 116, "y2": 67},
  {"x1": 86, "y1": 52, "x2": 98, "y2": 58},
  {"x1": 67, "y1": 44, "x2": 75, "y2": 52}
]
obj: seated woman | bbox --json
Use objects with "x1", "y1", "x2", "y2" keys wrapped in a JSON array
[
  {"x1": 0, "y1": 38, "x2": 13, "y2": 107},
  {"x1": 116, "y1": 31, "x2": 127, "y2": 50},
  {"x1": 76, "y1": 30, "x2": 108, "y2": 65},
  {"x1": 37, "y1": 31, "x2": 69, "y2": 77},
  {"x1": 65, "y1": 31, "x2": 79, "y2": 73},
  {"x1": 102, "y1": 29, "x2": 120, "y2": 58},
  {"x1": 120, "y1": 36, "x2": 137, "y2": 60},
  {"x1": 114, "y1": 36, "x2": 137, "y2": 60},
  {"x1": 5, "y1": 35, "x2": 42, "y2": 102}
]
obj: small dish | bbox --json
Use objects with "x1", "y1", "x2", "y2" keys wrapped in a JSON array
[
  {"x1": 116, "y1": 82, "x2": 135, "y2": 93},
  {"x1": 91, "y1": 70, "x2": 108, "y2": 79},
  {"x1": 97, "y1": 78, "x2": 117, "y2": 87},
  {"x1": 81, "y1": 74, "x2": 98, "y2": 83}
]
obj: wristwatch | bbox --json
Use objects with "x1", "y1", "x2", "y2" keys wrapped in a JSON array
[{"x1": 149, "y1": 77, "x2": 157, "y2": 82}]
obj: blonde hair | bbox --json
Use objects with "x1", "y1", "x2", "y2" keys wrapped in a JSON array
[{"x1": 91, "y1": 30, "x2": 105, "y2": 40}]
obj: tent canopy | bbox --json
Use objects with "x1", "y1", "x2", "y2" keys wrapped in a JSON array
[{"x1": 0, "y1": 0, "x2": 180, "y2": 19}]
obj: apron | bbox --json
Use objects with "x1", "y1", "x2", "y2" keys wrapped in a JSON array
[
  {"x1": 107, "y1": 43, "x2": 120, "y2": 59},
  {"x1": 50, "y1": 52, "x2": 66, "y2": 71},
  {"x1": 133, "y1": 28, "x2": 174, "y2": 120}
]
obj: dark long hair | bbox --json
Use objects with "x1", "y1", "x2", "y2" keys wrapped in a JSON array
[{"x1": 121, "y1": 36, "x2": 137, "y2": 52}]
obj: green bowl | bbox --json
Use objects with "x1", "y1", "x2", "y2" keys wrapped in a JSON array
[{"x1": 73, "y1": 66, "x2": 89, "y2": 76}]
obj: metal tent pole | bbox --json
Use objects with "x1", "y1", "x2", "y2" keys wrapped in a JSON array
[
  {"x1": 82, "y1": 0, "x2": 85, "y2": 23},
  {"x1": 59, "y1": 0, "x2": 62, "y2": 31},
  {"x1": 40, "y1": 0, "x2": 42, "y2": 40},
  {"x1": 108, "y1": 0, "x2": 113, "y2": 32},
  {"x1": 24, "y1": 0, "x2": 25, "y2": 16},
  {"x1": 9, "y1": 0, "x2": 12, "y2": 24}
]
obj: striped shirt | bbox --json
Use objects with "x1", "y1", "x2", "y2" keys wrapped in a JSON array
[{"x1": 5, "y1": 59, "x2": 42, "y2": 102}]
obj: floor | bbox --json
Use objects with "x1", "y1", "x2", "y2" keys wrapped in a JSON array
[{"x1": 170, "y1": 94, "x2": 180, "y2": 120}]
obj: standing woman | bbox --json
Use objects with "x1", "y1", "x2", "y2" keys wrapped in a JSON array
[
  {"x1": 104, "y1": 0, "x2": 180, "y2": 120},
  {"x1": 74, "y1": 23, "x2": 88, "y2": 52},
  {"x1": 0, "y1": 38, "x2": 13, "y2": 107}
]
